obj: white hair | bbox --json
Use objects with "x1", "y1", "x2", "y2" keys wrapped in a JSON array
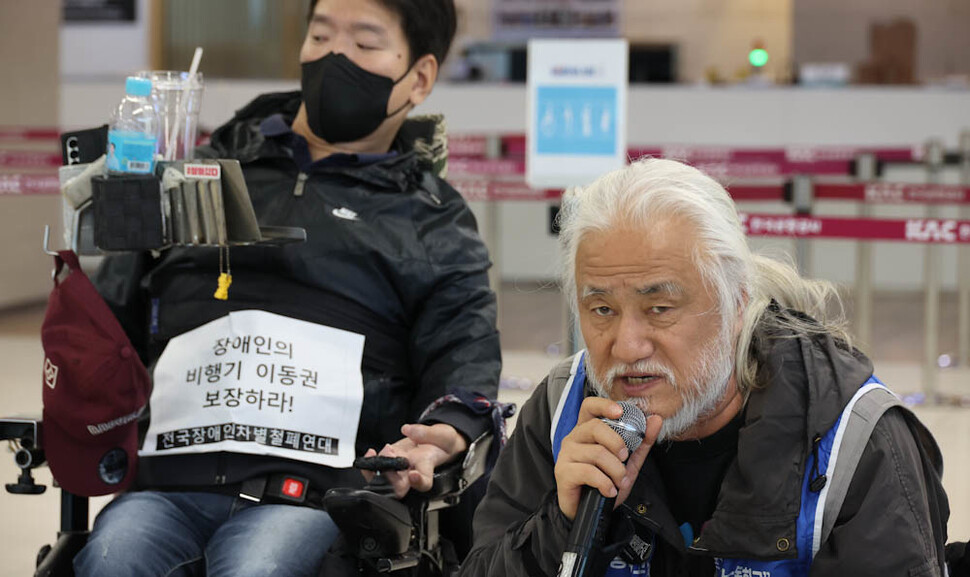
[{"x1": 558, "y1": 158, "x2": 851, "y2": 395}]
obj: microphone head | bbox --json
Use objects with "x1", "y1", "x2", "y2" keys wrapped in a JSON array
[{"x1": 601, "y1": 400, "x2": 647, "y2": 454}]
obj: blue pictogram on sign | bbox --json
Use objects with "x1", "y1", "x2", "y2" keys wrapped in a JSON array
[{"x1": 536, "y1": 86, "x2": 618, "y2": 156}]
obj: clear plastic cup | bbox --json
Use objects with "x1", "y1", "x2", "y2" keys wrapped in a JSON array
[{"x1": 138, "y1": 70, "x2": 205, "y2": 161}]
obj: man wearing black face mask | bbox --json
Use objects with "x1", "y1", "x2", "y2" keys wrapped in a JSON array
[
  {"x1": 300, "y1": 53, "x2": 414, "y2": 145},
  {"x1": 75, "y1": 1, "x2": 501, "y2": 576}
]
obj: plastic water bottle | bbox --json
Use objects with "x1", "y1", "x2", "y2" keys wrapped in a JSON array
[{"x1": 106, "y1": 76, "x2": 158, "y2": 175}]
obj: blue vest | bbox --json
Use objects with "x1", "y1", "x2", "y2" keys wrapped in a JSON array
[{"x1": 549, "y1": 351, "x2": 890, "y2": 577}]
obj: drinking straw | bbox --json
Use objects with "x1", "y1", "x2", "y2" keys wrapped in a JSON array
[{"x1": 166, "y1": 47, "x2": 203, "y2": 161}]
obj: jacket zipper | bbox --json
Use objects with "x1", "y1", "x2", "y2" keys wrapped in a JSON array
[{"x1": 292, "y1": 172, "x2": 308, "y2": 197}]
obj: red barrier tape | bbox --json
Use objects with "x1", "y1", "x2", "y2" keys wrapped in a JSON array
[
  {"x1": 502, "y1": 135, "x2": 526, "y2": 157},
  {"x1": 450, "y1": 158, "x2": 525, "y2": 176},
  {"x1": 5, "y1": 170, "x2": 966, "y2": 245},
  {"x1": 498, "y1": 135, "x2": 917, "y2": 159},
  {"x1": 0, "y1": 128, "x2": 59, "y2": 141},
  {"x1": 466, "y1": 136, "x2": 921, "y2": 166},
  {"x1": 628, "y1": 145, "x2": 918, "y2": 164},
  {"x1": 448, "y1": 156, "x2": 817, "y2": 178},
  {"x1": 452, "y1": 178, "x2": 970, "y2": 208},
  {"x1": 450, "y1": 138, "x2": 921, "y2": 177},
  {"x1": 452, "y1": 177, "x2": 786, "y2": 203},
  {"x1": 447, "y1": 156, "x2": 907, "y2": 179},
  {"x1": 450, "y1": 178, "x2": 560, "y2": 201},
  {"x1": 815, "y1": 182, "x2": 970, "y2": 204},
  {"x1": 0, "y1": 150, "x2": 62, "y2": 169},
  {"x1": 686, "y1": 161, "x2": 790, "y2": 179},
  {"x1": 725, "y1": 184, "x2": 785, "y2": 202},
  {"x1": 0, "y1": 174, "x2": 60, "y2": 196},
  {"x1": 449, "y1": 135, "x2": 490, "y2": 157},
  {"x1": 742, "y1": 213, "x2": 970, "y2": 244}
]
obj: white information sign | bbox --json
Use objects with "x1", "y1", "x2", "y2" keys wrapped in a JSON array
[
  {"x1": 142, "y1": 310, "x2": 365, "y2": 468},
  {"x1": 527, "y1": 39, "x2": 628, "y2": 189}
]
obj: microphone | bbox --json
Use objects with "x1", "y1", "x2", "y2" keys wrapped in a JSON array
[{"x1": 558, "y1": 400, "x2": 647, "y2": 577}]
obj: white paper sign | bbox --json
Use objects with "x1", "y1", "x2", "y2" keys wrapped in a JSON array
[
  {"x1": 142, "y1": 310, "x2": 365, "y2": 468},
  {"x1": 527, "y1": 39, "x2": 628, "y2": 189}
]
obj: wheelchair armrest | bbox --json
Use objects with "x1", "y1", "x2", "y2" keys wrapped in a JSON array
[
  {"x1": 324, "y1": 487, "x2": 414, "y2": 558},
  {"x1": 325, "y1": 433, "x2": 495, "y2": 569},
  {"x1": 2, "y1": 415, "x2": 48, "y2": 495},
  {"x1": 0, "y1": 415, "x2": 42, "y2": 445},
  {"x1": 352, "y1": 431, "x2": 494, "y2": 502},
  {"x1": 426, "y1": 431, "x2": 492, "y2": 504}
]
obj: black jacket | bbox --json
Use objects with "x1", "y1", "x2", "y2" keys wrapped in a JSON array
[
  {"x1": 95, "y1": 91, "x2": 501, "y2": 493},
  {"x1": 462, "y1": 328, "x2": 948, "y2": 576}
]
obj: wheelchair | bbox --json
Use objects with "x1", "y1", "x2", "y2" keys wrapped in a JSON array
[
  {"x1": 1, "y1": 415, "x2": 496, "y2": 577},
  {"x1": 4, "y1": 116, "x2": 508, "y2": 576}
]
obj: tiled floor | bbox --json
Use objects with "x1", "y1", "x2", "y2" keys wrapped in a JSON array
[{"x1": 1, "y1": 287, "x2": 969, "y2": 576}]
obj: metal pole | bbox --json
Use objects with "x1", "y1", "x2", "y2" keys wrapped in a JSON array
[
  {"x1": 853, "y1": 153, "x2": 878, "y2": 352},
  {"x1": 790, "y1": 174, "x2": 815, "y2": 277},
  {"x1": 923, "y1": 139, "x2": 945, "y2": 403},
  {"x1": 959, "y1": 130, "x2": 970, "y2": 368},
  {"x1": 484, "y1": 135, "x2": 503, "y2": 333},
  {"x1": 61, "y1": 491, "x2": 89, "y2": 532}
]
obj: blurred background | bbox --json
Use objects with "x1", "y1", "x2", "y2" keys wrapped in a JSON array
[{"x1": 2, "y1": 1, "x2": 970, "y2": 575}]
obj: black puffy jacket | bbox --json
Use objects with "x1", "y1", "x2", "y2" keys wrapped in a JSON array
[{"x1": 94, "y1": 91, "x2": 501, "y2": 493}]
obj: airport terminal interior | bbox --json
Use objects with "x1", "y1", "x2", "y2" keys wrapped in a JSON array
[{"x1": 3, "y1": 1, "x2": 970, "y2": 576}]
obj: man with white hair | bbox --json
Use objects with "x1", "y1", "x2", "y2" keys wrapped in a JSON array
[{"x1": 460, "y1": 158, "x2": 949, "y2": 576}]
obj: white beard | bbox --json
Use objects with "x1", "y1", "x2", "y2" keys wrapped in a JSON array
[{"x1": 586, "y1": 323, "x2": 735, "y2": 442}]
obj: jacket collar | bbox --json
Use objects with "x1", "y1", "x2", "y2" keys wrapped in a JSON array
[{"x1": 206, "y1": 91, "x2": 450, "y2": 193}]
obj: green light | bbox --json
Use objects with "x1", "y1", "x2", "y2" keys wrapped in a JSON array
[{"x1": 749, "y1": 48, "x2": 769, "y2": 67}]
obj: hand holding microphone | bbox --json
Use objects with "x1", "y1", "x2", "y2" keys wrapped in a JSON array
[{"x1": 555, "y1": 398, "x2": 662, "y2": 577}]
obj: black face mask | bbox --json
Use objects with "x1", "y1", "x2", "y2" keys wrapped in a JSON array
[{"x1": 301, "y1": 52, "x2": 412, "y2": 144}]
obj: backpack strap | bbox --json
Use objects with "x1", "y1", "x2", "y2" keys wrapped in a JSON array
[
  {"x1": 814, "y1": 381, "x2": 904, "y2": 556},
  {"x1": 547, "y1": 352, "x2": 586, "y2": 461},
  {"x1": 546, "y1": 352, "x2": 584, "y2": 421}
]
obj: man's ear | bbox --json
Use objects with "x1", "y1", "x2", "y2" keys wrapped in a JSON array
[
  {"x1": 734, "y1": 290, "x2": 750, "y2": 336},
  {"x1": 408, "y1": 54, "x2": 439, "y2": 106}
]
